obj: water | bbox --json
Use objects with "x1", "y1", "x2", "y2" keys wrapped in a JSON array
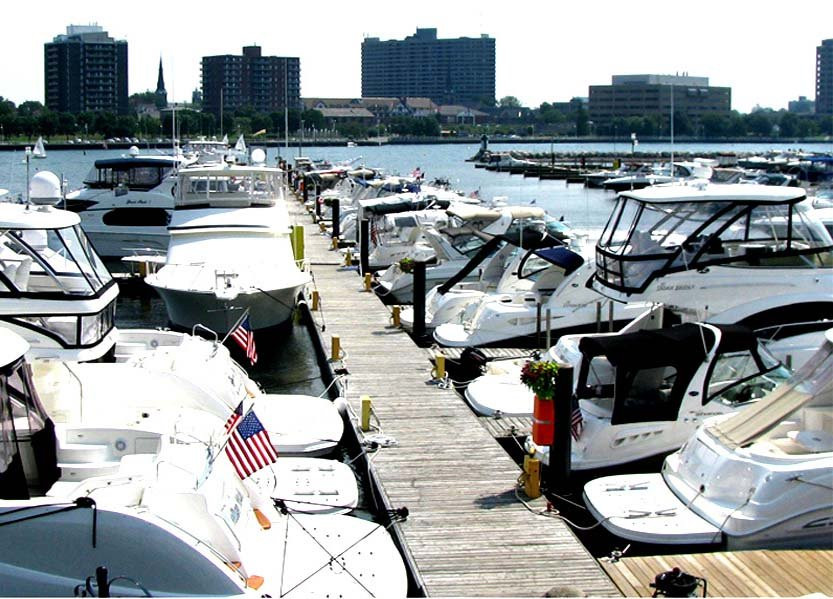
[{"x1": 4, "y1": 140, "x2": 832, "y2": 232}]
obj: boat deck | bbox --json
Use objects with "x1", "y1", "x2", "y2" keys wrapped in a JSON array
[
  {"x1": 288, "y1": 195, "x2": 619, "y2": 597},
  {"x1": 601, "y1": 549, "x2": 833, "y2": 597}
]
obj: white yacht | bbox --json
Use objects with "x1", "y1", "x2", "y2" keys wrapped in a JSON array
[
  {"x1": 435, "y1": 183, "x2": 833, "y2": 348},
  {"x1": 592, "y1": 183, "x2": 832, "y2": 334},
  {"x1": 583, "y1": 328, "x2": 833, "y2": 550},
  {"x1": 0, "y1": 330, "x2": 408, "y2": 597},
  {"x1": 64, "y1": 149, "x2": 182, "y2": 259},
  {"x1": 146, "y1": 161, "x2": 311, "y2": 334},
  {"x1": 601, "y1": 161, "x2": 712, "y2": 192}
]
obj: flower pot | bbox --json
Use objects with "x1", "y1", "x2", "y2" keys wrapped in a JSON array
[{"x1": 532, "y1": 394, "x2": 555, "y2": 445}]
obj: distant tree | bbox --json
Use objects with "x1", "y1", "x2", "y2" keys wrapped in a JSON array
[
  {"x1": 57, "y1": 112, "x2": 77, "y2": 137},
  {"x1": 498, "y1": 96, "x2": 522, "y2": 108},
  {"x1": 301, "y1": 109, "x2": 325, "y2": 130},
  {"x1": 17, "y1": 101, "x2": 44, "y2": 118},
  {"x1": 795, "y1": 118, "x2": 818, "y2": 138},
  {"x1": 744, "y1": 112, "x2": 774, "y2": 137},
  {"x1": 779, "y1": 112, "x2": 799, "y2": 138},
  {"x1": 36, "y1": 111, "x2": 59, "y2": 137},
  {"x1": 575, "y1": 107, "x2": 589, "y2": 136},
  {"x1": 701, "y1": 113, "x2": 727, "y2": 138}
]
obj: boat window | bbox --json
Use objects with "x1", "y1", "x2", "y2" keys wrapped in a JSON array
[
  {"x1": 6, "y1": 362, "x2": 47, "y2": 435},
  {"x1": 576, "y1": 356, "x2": 615, "y2": 399},
  {"x1": 602, "y1": 198, "x2": 641, "y2": 252},
  {"x1": 613, "y1": 365, "x2": 680, "y2": 423},
  {"x1": 84, "y1": 164, "x2": 174, "y2": 190},
  {"x1": 102, "y1": 208, "x2": 170, "y2": 227},
  {"x1": 10, "y1": 300, "x2": 115, "y2": 348}
]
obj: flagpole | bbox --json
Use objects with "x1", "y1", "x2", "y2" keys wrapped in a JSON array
[{"x1": 219, "y1": 307, "x2": 250, "y2": 347}]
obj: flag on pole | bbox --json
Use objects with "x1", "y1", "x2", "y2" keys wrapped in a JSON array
[
  {"x1": 230, "y1": 315, "x2": 258, "y2": 365},
  {"x1": 570, "y1": 398, "x2": 584, "y2": 441},
  {"x1": 224, "y1": 402, "x2": 278, "y2": 479}
]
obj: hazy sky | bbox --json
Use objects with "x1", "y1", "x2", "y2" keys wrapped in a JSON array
[{"x1": 3, "y1": 0, "x2": 831, "y2": 113}]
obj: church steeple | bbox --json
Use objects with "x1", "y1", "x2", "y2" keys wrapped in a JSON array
[{"x1": 155, "y1": 57, "x2": 167, "y2": 109}]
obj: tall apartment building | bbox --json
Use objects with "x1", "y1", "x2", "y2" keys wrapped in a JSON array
[
  {"x1": 816, "y1": 39, "x2": 833, "y2": 116},
  {"x1": 44, "y1": 25, "x2": 128, "y2": 115},
  {"x1": 201, "y1": 46, "x2": 300, "y2": 119},
  {"x1": 588, "y1": 74, "x2": 731, "y2": 134},
  {"x1": 361, "y1": 28, "x2": 495, "y2": 107}
]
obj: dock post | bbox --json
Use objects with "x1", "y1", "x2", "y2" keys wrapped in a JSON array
[
  {"x1": 303, "y1": 175, "x2": 309, "y2": 206},
  {"x1": 359, "y1": 219, "x2": 370, "y2": 276},
  {"x1": 412, "y1": 261, "x2": 426, "y2": 340},
  {"x1": 331, "y1": 198, "x2": 340, "y2": 241},
  {"x1": 314, "y1": 182, "x2": 321, "y2": 221},
  {"x1": 546, "y1": 364, "x2": 573, "y2": 494}
]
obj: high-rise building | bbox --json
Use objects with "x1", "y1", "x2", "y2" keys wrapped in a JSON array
[
  {"x1": 588, "y1": 74, "x2": 731, "y2": 135},
  {"x1": 816, "y1": 39, "x2": 833, "y2": 116},
  {"x1": 361, "y1": 28, "x2": 495, "y2": 107},
  {"x1": 201, "y1": 46, "x2": 300, "y2": 119},
  {"x1": 44, "y1": 25, "x2": 128, "y2": 115}
]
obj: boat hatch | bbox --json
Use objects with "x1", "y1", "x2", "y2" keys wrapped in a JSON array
[
  {"x1": 577, "y1": 324, "x2": 717, "y2": 424},
  {"x1": 594, "y1": 188, "x2": 833, "y2": 295}
]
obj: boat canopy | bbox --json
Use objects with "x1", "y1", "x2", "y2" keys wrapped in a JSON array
[
  {"x1": 594, "y1": 183, "x2": 833, "y2": 294},
  {"x1": 83, "y1": 157, "x2": 180, "y2": 190},
  {"x1": 577, "y1": 324, "x2": 718, "y2": 424},
  {"x1": 358, "y1": 194, "x2": 452, "y2": 216},
  {"x1": 520, "y1": 246, "x2": 585, "y2": 278},
  {"x1": 707, "y1": 328, "x2": 833, "y2": 450}
]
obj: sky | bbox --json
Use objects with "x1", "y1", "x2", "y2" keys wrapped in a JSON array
[{"x1": 2, "y1": 0, "x2": 831, "y2": 114}]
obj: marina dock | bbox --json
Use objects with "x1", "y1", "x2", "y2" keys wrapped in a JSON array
[{"x1": 288, "y1": 195, "x2": 619, "y2": 597}]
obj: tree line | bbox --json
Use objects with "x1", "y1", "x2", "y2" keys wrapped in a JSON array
[{"x1": 0, "y1": 93, "x2": 830, "y2": 142}]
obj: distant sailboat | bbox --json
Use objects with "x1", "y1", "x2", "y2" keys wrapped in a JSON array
[{"x1": 32, "y1": 136, "x2": 47, "y2": 159}]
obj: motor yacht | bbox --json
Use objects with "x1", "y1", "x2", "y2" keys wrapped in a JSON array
[
  {"x1": 64, "y1": 148, "x2": 183, "y2": 259},
  {"x1": 0, "y1": 330, "x2": 408, "y2": 597},
  {"x1": 464, "y1": 306, "x2": 791, "y2": 471},
  {"x1": 601, "y1": 161, "x2": 713, "y2": 192},
  {"x1": 592, "y1": 183, "x2": 833, "y2": 335},
  {"x1": 146, "y1": 160, "x2": 311, "y2": 334},
  {"x1": 583, "y1": 328, "x2": 833, "y2": 550}
]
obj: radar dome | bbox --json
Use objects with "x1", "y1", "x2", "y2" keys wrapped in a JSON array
[
  {"x1": 29, "y1": 171, "x2": 63, "y2": 205},
  {"x1": 129, "y1": 145, "x2": 140, "y2": 156},
  {"x1": 251, "y1": 148, "x2": 266, "y2": 164}
]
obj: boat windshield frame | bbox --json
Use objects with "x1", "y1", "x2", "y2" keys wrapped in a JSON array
[
  {"x1": 83, "y1": 158, "x2": 179, "y2": 191},
  {"x1": 594, "y1": 195, "x2": 833, "y2": 294},
  {"x1": 0, "y1": 224, "x2": 114, "y2": 299}
]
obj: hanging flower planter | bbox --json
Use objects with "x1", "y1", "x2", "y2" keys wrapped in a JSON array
[{"x1": 520, "y1": 360, "x2": 560, "y2": 446}]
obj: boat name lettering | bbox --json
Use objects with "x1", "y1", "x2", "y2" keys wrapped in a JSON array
[
  {"x1": 656, "y1": 282, "x2": 695, "y2": 291},
  {"x1": 125, "y1": 199, "x2": 148, "y2": 205}
]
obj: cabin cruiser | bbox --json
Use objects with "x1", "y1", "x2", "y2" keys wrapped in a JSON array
[
  {"x1": 64, "y1": 148, "x2": 183, "y2": 259},
  {"x1": 583, "y1": 328, "x2": 833, "y2": 550},
  {"x1": 509, "y1": 314, "x2": 792, "y2": 471},
  {"x1": 592, "y1": 183, "x2": 833, "y2": 335},
  {"x1": 146, "y1": 160, "x2": 311, "y2": 334},
  {"x1": 0, "y1": 330, "x2": 408, "y2": 597},
  {"x1": 602, "y1": 161, "x2": 713, "y2": 192},
  {"x1": 375, "y1": 205, "x2": 569, "y2": 304}
]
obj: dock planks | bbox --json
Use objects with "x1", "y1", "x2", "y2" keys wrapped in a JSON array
[
  {"x1": 600, "y1": 549, "x2": 833, "y2": 597},
  {"x1": 288, "y1": 196, "x2": 619, "y2": 597}
]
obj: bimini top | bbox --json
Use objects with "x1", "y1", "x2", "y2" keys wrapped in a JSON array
[
  {"x1": 93, "y1": 156, "x2": 181, "y2": 170},
  {"x1": 619, "y1": 182, "x2": 806, "y2": 204}
]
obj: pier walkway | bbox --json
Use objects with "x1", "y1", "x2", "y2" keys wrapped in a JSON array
[{"x1": 287, "y1": 196, "x2": 619, "y2": 597}]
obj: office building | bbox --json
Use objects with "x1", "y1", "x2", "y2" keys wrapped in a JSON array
[
  {"x1": 817, "y1": 39, "x2": 833, "y2": 116},
  {"x1": 361, "y1": 28, "x2": 495, "y2": 107},
  {"x1": 588, "y1": 74, "x2": 731, "y2": 134},
  {"x1": 201, "y1": 46, "x2": 300, "y2": 119},
  {"x1": 44, "y1": 25, "x2": 128, "y2": 114}
]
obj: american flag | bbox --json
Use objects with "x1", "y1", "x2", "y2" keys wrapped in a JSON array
[
  {"x1": 571, "y1": 398, "x2": 584, "y2": 441},
  {"x1": 230, "y1": 315, "x2": 258, "y2": 365},
  {"x1": 224, "y1": 402, "x2": 278, "y2": 479}
]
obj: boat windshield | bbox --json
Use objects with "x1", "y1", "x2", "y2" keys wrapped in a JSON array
[
  {"x1": 177, "y1": 170, "x2": 282, "y2": 208},
  {"x1": 83, "y1": 160, "x2": 177, "y2": 190},
  {"x1": 0, "y1": 225, "x2": 112, "y2": 296},
  {"x1": 708, "y1": 345, "x2": 791, "y2": 406},
  {"x1": 595, "y1": 196, "x2": 833, "y2": 293}
]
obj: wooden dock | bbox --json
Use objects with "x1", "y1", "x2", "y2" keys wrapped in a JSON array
[
  {"x1": 288, "y1": 195, "x2": 620, "y2": 597},
  {"x1": 601, "y1": 549, "x2": 833, "y2": 597}
]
